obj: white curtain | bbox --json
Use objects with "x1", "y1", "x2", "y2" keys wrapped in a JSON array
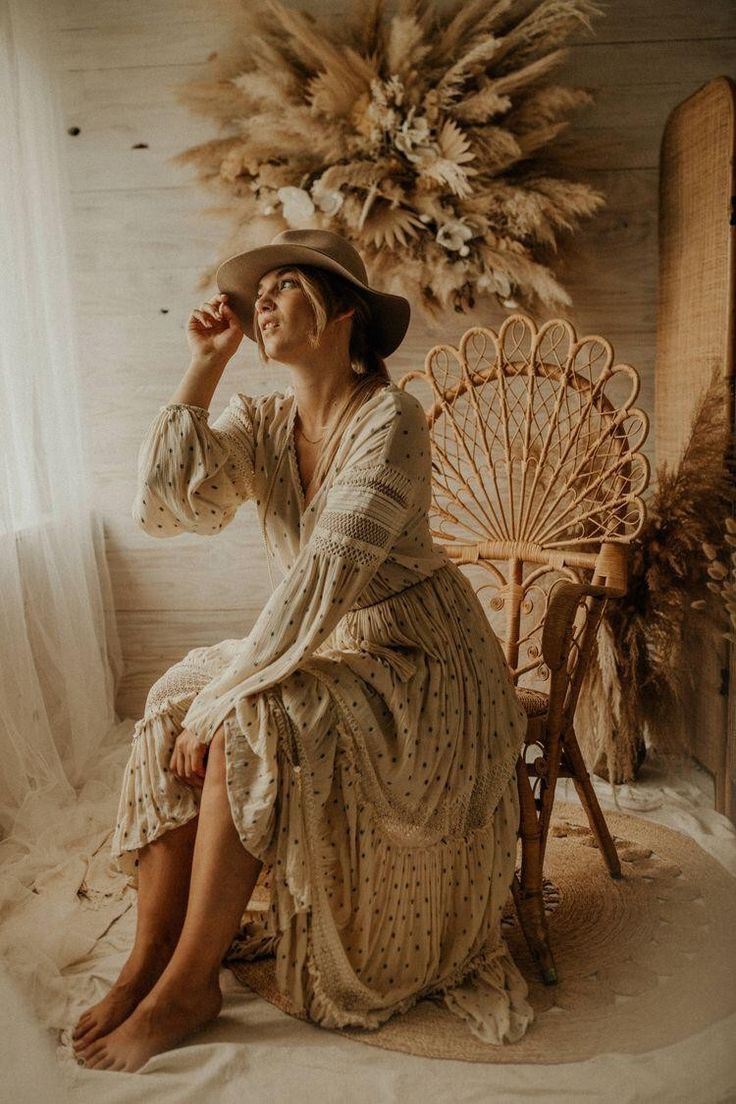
[{"x1": 0, "y1": 0, "x2": 123, "y2": 837}]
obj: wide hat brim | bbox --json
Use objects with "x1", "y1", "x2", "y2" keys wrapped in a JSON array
[{"x1": 215, "y1": 243, "x2": 411, "y2": 358}]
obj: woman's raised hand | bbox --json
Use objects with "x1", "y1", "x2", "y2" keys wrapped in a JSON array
[
  {"x1": 170, "y1": 727, "x2": 209, "y2": 788},
  {"x1": 186, "y1": 292, "x2": 244, "y2": 366}
]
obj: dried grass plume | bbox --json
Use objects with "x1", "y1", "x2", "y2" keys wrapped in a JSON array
[
  {"x1": 577, "y1": 368, "x2": 735, "y2": 783},
  {"x1": 171, "y1": 0, "x2": 606, "y2": 318}
]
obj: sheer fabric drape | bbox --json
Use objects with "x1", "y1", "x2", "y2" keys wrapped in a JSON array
[{"x1": 0, "y1": 0, "x2": 122, "y2": 838}]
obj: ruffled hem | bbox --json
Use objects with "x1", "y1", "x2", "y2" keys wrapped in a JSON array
[
  {"x1": 109, "y1": 698, "x2": 201, "y2": 888},
  {"x1": 301, "y1": 937, "x2": 533, "y2": 1046},
  {"x1": 229, "y1": 916, "x2": 534, "y2": 1046},
  {"x1": 440, "y1": 941, "x2": 535, "y2": 1044}
]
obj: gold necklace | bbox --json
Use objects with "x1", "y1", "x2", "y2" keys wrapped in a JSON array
[
  {"x1": 294, "y1": 382, "x2": 356, "y2": 444},
  {"x1": 296, "y1": 423, "x2": 325, "y2": 444}
]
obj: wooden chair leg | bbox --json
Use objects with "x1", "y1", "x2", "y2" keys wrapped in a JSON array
[
  {"x1": 513, "y1": 757, "x2": 558, "y2": 985},
  {"x1": 563, "y1": 726, "x2": 622, "y2": 879}
]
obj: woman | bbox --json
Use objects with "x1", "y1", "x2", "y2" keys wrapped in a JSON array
[{"x1": 72, "y1": 229, "x2": 533, "y2": 1072}]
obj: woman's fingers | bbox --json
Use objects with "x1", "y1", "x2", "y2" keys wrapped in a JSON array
[
  {"x1": 185, "y1": 741, "x2": 206, "y2": 786},
  {"x1": 185, "y1": 294, "x2": 242, "y2": 362},
  {"x1": 191, "y1": 309, "x2": 220, "y2": 329},
  {"x1": 190, "y1": 294, "x2": 229, "y2": 329},
  {"x1": 169, "y1": 745, "x2": 183, "y2": 782},
  {"x1": 170, "y1": 744, "x2": 189, "y2": 784},
  {"x1": 168, "y1": 730, "x2": 208, "y2": 787}
]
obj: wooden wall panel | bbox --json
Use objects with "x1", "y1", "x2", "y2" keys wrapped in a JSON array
[{"x1": 50, "y1": 0, "x2": 736, "y2": 719}]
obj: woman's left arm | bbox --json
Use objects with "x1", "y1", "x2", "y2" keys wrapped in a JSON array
[{"x1": 180, "y1": 389, "x2": 426, "y2": 745}]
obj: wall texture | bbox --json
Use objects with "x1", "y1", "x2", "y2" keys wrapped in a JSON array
[{"x1": 51, "y1": 0, "x2": 736, "y2": 719}]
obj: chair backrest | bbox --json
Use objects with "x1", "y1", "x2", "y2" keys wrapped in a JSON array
[{"x1": 398, "y1": 314, "x2": 650, "y2": 695}]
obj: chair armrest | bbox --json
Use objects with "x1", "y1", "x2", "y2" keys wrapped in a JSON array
[{"x1": 541, "y1": 577, "x2": 622, "y2": 672}]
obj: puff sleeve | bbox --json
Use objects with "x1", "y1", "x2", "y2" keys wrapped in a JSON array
[
  {"x1": 132, "y1": 394, "x2": 257, "y2": 538},
  {"x1": 180, "y1": 388, "x2": 423, "y2": 745}
]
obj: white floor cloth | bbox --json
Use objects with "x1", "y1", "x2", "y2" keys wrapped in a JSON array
[{"x1": 1, "y1": 730, "x2": 734, "y2": 1104}]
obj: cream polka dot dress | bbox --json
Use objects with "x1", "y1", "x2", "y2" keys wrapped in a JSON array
[{"x1": 111, "y1": 380, "x2": 533, "y2": 1044}]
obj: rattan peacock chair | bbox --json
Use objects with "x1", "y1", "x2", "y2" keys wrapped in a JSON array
[{"x1": 396, "y1": 314, "x2": 650, "y2": 985}]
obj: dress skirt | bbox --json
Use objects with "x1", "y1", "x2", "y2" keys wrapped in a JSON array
[{"x1": 110, "y1": 561, "x2": 533, "y2": 1044}]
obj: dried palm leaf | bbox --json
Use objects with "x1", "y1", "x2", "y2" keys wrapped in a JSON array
[
  {"x1": 319, "y1": 159, "x2": 396, "y2": 191},
  {"x1": 359, "y1": 202, "x2": 424, "y2": 249}
]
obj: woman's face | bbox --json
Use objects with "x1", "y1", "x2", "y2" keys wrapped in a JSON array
[{"x1": 254, "y1": 267, "x2": 316, "y2": 361}]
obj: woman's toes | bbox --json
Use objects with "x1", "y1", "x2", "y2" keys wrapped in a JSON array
[
  {"x1": 86, "y1": 1046, "x2": 108, "y2": 1070},
  {"x1": 72, "y1": 1014, "x2": 90, "y2": 1037},
  {"x1": 72, "y1": 1021, "x2": 101, "y2": 1051},
  {"x1": 73, "y1": 1015, "x2": 94, "y2": 1039},
  {"x1": 73, "y1": 1018, "x2": 94, "y2": 1042},
  {"x1": 77, "y1": 1037, "x2": 105, "y2": 1063}
]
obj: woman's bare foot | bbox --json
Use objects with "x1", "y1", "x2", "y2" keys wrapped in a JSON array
[
  {"x1": 74, "y1": 977, "x2": 223, "y2": 1073},
  {"x1": 72, "y1": 938, "x2": 177, "y2": 1052}
]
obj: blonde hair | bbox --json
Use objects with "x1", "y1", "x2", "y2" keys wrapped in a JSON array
[{"x1": 254, "y1": 265, "x2": 392, "y2": 495}]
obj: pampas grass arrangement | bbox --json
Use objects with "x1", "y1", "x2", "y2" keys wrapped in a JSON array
[
  {"x1": 576, "y1": 369, "x2": 735, "y2": 784},
  {"x1": 172, "y1": 0, "x2": 606, "y2": 318}
]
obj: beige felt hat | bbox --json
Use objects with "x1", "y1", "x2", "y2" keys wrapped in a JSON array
[{"x1": 215, "y1": 229, "x2": 411, "y2": 357}]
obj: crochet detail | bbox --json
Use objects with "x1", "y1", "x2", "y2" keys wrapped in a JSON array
[
  {"x1": 447, "y1": 749, "x2": 518, "y2": 836},
  {"x1": 161, "y1": 402, "x2": 210, "y2": 418},
  {"x1": 140, "y1": 655, "x2": 218, "y2": 725},
  {"x1": 335, "y1": 463, "x2": 414, "y2": 505},
  {"x1": 312, "y1": 462, "x2": 414, "y2": 567},
  {"x1": 311, "y1": 529, "x2": 376, "y2": 566},
  {"x1": 319, "y1": 510, "x2": 395, "y2": 550},
  {"x1": 216, "y1": 431, "x2": 256, "y2": 499}
]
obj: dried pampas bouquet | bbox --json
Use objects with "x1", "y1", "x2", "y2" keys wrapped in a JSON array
[
  {"x1": 577, "y1": 368, "x2": 735, "y2": 784},
  {"x1": 172, "y1": 0, "x2": 605, "y2": 318}
]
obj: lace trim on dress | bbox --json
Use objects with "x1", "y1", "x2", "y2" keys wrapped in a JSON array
[
  {"x1": 311, "y1": 463, "x2": 414, "y2": 569},
  {"x1": 212, "y1": 426, "x2": 257, "y2": 502}
]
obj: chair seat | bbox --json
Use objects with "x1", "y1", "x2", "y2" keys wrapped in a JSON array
[{"x1": 515, "y1": 686, "x2": 549, "y2": 718}]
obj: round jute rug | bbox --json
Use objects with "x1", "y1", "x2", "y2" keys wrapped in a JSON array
[{"x1": 227, "y1": 804, "x2": 736, "y2": 1064}]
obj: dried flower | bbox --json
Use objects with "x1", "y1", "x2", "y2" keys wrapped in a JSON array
[
  {"x1": 276, "y1": 186, "x2": 315, "y2": 227},
  {"x1": 436, "y1": 217, "x2": 474, "y2": 252},
  {"x1": 311, "y1": 180, "x2": 344, "y2": 215},
  {"x1": 173, "y1": 0, "x2": 606, "y2": 316},
  {"x1": 394, "y1": 107, "x2": 432, "y2": 158}
]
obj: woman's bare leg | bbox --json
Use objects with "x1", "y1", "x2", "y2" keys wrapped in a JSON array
[
  {"x1": 77, "y1": 725, "x2": 263, "y2": 1072},
  {"x1": 72, "y1": 813, "x2": 199, "y2": 1050}
]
